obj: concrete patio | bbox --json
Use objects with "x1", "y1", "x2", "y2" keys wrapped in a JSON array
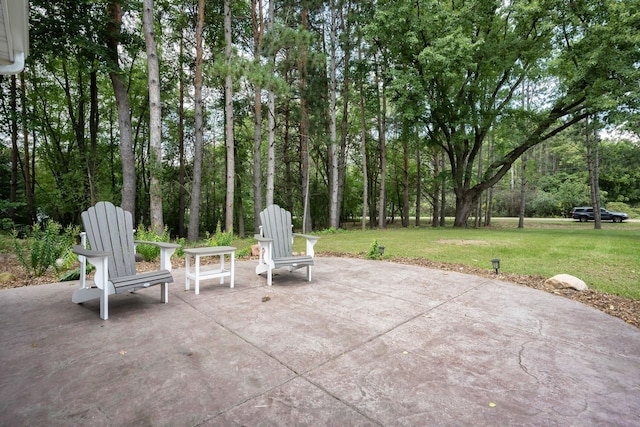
[{"x1": 0, "y1": 257, "x2": 638, "y2": 426}]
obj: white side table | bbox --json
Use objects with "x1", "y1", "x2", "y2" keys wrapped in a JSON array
[{"x1": 184, "y1": 246, "x2": 236, "y2": 294}]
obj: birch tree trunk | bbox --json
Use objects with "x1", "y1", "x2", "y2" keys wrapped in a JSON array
[
  {"x1": 188, "y1": 0, "x2": 205, "y2": 241},
  {"x1": 328, "y1": 0, "x2": 339, "y2": 229},
  {"x1": 300, "y1": 5, "x2": 311, "y2": 233},
  {"x1": 20, "y1": 72, "x2": 33, "y2": 224},
  {"x1": 376, "y1": 57, "x2": 387, "y2": 229},
  {"x1": 143, "y1": 0, "x2": 163, "y2": 234},
  {"x1": 224, "y1": 0, "x2": 235, "y2": 233},
  {"x1": 266, "y1": 0, "x2": 275, "y2": 207}
]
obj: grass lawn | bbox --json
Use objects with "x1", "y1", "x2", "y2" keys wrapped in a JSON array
[{"x1": 290, "y1": 218, "x2": 640, "y2": 300}]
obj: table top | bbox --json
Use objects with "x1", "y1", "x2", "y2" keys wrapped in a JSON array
[{"x1": 183, "y1": 246, "x2": 236, "y2": 255}]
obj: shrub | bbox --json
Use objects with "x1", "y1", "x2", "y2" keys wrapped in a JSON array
[
  {"x1": 12, "y1": 221, "x2": 78, "y2": 277},
  {"x1": 206, "y1": 221, "x2": 233, "y2": 247},
  {"x1": 135, "y1": 225, "x2": 171, "y2": 262},
  {"x1": 367, "y1": 239, "x2": 382, "y2": 260}
]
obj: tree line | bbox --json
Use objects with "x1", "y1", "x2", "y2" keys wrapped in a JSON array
[{"x1": 1, "y1": 0, "x2": 639, "y2": 238}]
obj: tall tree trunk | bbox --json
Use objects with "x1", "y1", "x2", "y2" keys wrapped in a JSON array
[
  {"x1": 143, "y1": 0, "x2": 164, "y2": 234},
  {"x1": 107, "y1": 1, "x2": 136, "y2": 215},
  {"x1": 235, "y1": 144, "x2": 245, "y2": 238},
  {"x1": 20, "y1": 72, "x2": 33, "y2": 224},
  {"x1": 266, "y1": 0, "x2": 275, "y2": 207},
  {"x1": 402, "y1": 135, "x2": 409, "y2": 227},
  {"x1": 224, "y1": 0, "x2": 235, "y2": 233},
  {"x1": 178, "y1": 37, "x2": 186, "y2": 237},
  {"x1": 376, "y1": 58, "x2": 387, "y2": 229},
  {"x1": 300, "y1": 5, "x2": 312, "y2": 232},
  {"x1": 88, "y1": 68, "x2": 99, "y2": 205},
  {"x1": 9, "y1": 75, "x2": 18, "y2": 221},
  {"x1": 358, "y1": 47, "x2": 368, "y2": 231},
  {"x1": 431, "y1": 147, "x2": 440, "y2": 227},
  {"x1": 586, "y1": 115, "x2": 602, "y2": 229},
  {"x1": 188, "y1": 0, "x2": 205, "y2": 241},
  {"x1": 415, "y1": 134, "x2": 421, "y2": 227},
  {"x1": 252, "y1": 0, "x2": 264, "y2": 231},
  {"x1": 328, "y1": 0, "x2": 339, "y2": 229},
  {"x1": 518, "y1": 153, "x2": 527, "y2": 229},
  {"x1": 475, "y1": 144, "x2": 483, "y2": 228},
  {"x1": 439, "y1": 152, "x2": 446, "y2": 227},
  {"x1": 337, "y1": 1, "x2": 351, "y2": 229}
]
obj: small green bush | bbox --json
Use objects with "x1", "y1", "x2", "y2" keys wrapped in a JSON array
[
  {"x1": 135, "y1": 225, "x2": 171, "y2": 262},
  {"x1": 367, "y1": 239, "x2": 382, "y2": 260},
  {"x1": 206, "y1": 221, "x2": 233, "y2": 247},
  {"x1": 12, "y1": 221, "x2": 78, "y2": 277},
  {"x1": 174, "y1": 237, "x2": 188, "y2": 257}
]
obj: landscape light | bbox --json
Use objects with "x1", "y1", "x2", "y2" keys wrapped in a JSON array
[{"x1": 491, "y1": 258, "x2": 501, "y2": 274}]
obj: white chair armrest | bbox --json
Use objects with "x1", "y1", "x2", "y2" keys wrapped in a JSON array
[
  {"x1": 293, "y1": 233, "x2": 319, "y2": 258},
  {"x1": 134, "y1": 241, "x2": 180, "y2": 271}
]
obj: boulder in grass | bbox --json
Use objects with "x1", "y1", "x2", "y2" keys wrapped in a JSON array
[
  {"x1": 0, "y1": 272, "x2": 17, "y2": 283},
  {"x1": 545, "y1": 274, "x2": 588, "y2": 291}
]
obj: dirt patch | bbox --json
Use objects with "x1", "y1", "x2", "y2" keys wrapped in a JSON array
[
  {"x1": 1, "y1": 252, "x2": 638, "y2": 329},
  {"x1": 436, "y1": 239, "x2": 490, "y2": 246}
]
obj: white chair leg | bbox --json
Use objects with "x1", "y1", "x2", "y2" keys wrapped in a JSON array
[
  {"x1": 161, "y1": 282, "x2": 168, "y2": 303},
  {"x1": 100, "y1": 285, "x2": 109, "y2": 320}
]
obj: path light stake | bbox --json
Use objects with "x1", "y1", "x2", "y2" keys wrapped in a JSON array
[
  {"x1": 378, "y1": 245, "x2": 385, "y2": 257},
  {"x1": 491, "y1": 258, "x2": 501, "y2": 274}
]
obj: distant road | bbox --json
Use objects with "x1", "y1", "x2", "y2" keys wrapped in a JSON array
[{"x1": 492, "y1": 217, "x2": 640, "y2": 223}]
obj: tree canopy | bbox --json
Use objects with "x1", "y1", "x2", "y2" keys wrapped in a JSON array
[{"x1": 1, "y1": 0, "x2": 638, "y2": 235}]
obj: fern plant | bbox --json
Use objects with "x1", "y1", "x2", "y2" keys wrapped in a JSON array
[
  {"x1": 12, "y1": 221, "x2": 78, "y2": 277},
  {"x1": 206, "y1": 221, "x2": 233, "y2": 247}
]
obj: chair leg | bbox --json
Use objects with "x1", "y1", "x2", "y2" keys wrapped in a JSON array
[
  {"x1": 267, "y1": 267, "x2": 272, "y2": 286},
  {"x1": 100, "y1": 286, "x2": 109, "y2": 320},
  {"x1": 161, "y1": 282, "x2": 168, "y2": 303},
  {"x1": 306, "y1": 265, "x2": 312, "y2": 282}
]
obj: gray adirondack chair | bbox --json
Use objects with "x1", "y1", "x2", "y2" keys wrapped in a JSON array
[
  {"x1": 72, "y1": 201, "x2": 180, "y2": 320},
  {"x1": 255, "y1": 204, "x2": 319, "y2": 286}
]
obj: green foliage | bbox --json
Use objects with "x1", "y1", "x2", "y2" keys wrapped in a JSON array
[
  {"x1": 174, "y1": 237, "x2": 188, "y2": 257},
  {"x1": 366, "y1": 239, "x2": 382, "y2": 260},
  {"x1": 12, "y1": 221, "x2": 78, "y2": 277},
  {"x1": 205, "y1": 222, "x2": 234, "y2": 247},
  {"x1": 317, "y1": 227, "x2": 346, "y2": 235},
  {"x1": 135, "y1": 225, "x2": 171, "y2": 262},
  {"x1": 0, "y1": 200, "x2": 23, "y2": 232},
  {"x1": 235, "y1": 247, "x2": 252, "y2": 258}
]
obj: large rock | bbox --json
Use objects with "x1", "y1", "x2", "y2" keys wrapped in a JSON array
[
  {"x1": 545, "y1": 274, "x2": 588, "y2": 291},
  {"x1": 0, "y1": 272, "x2": 17, "y2": 283}
]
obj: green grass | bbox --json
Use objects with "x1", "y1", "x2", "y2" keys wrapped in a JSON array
[
  {"x1": 294, "y1": 219, "x2": 640, "y2": 300},
  {"x1": 3, "y1": 218, "x2": 638, "y2": 300}
]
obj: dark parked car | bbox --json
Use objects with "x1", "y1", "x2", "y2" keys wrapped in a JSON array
[{"x1": 571, "y1": 207, "x2": 629, "y2": 223}]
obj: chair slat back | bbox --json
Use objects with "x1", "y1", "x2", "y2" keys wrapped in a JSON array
[
  {"x1": 82, "y1": 201, "x2": 137, "y2": 279},
  {"x1": 260, "y1": 205, "x2": 293, "y2": 259}
]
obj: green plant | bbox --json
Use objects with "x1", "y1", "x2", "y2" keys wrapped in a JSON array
[
  {"x1": 206, "y1": 221, "x2": 233, "y2": 247},
  {"x1": 236, "y1": 247, "x2": 251, "y2": 258},
  {"x1": 135, "y1": 225, "x2": 171, "y2": 262},
  {"x1": 367, "y1": 239, "x2": 382, "y2": 260},
  {"x1": 12, "y1": 221, "x2": 78, "y2": 277},
  {"x1": 174, "y1": 237, "x2": 188, "y2": 257}
]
